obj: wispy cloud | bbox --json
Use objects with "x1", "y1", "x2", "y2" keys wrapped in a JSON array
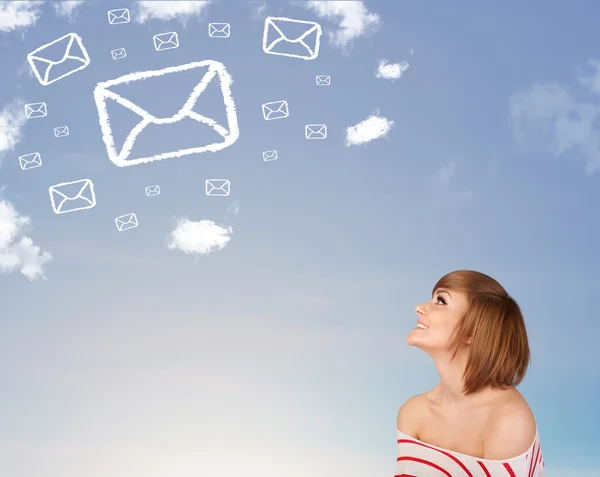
[
  {"x1": 375, "y1": 59, "x2": 410, "y2": 81},
  {"x1": 0, "y1": 0, "x2": 43, "y2": 32},
  {"x1": 436, "y1": 160, "x2": 458, "y2": 183},
  {"x1": 0, "y1": 98, "x2": 27, "y2": 163},
  {"x1": 510, "y1": 59, "x2": 600, "y2": 175},
  {"x1": 0, "y1": 200, "x2": 52, "y2": 281},
  {"x1": 167, "y1": 217, "x2": 232, "y2": 257},
  {"x1": 135, "y1": 0, "x2": 212, "y2": 24},
  {"x1": 300, "y1": 0, "x2": 380, "y2": 51},
  {"x1": 226, "y1": 200, "x2": 240, "y2": 217},
  {"x1": 53, "y1": 0, "x2": 87, "y2": 19},
  {"x1": 345, "y1": 113, "x2": 394, "y2": 146}
]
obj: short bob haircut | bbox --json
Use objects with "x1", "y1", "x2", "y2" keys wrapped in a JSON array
[{"x1": 433, "y1": 270, "x2": 531, "y2": 396}]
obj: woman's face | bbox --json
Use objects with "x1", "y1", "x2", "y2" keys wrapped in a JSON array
[{"x1": 406, "y1": 288, "x2": 469, "y2": 355}]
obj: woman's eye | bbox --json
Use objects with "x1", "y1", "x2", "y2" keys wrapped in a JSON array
[{"x1": 436, "y1": 296, "x2": 447, "y2": 305}]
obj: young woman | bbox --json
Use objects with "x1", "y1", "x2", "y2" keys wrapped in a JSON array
[{"x1": 395, "y1": 270, "x2": 545, "y2": 477}]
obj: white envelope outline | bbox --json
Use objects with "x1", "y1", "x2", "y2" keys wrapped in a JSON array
[
  {"x1": 316, "y1": 75, "x2": 331, "y2": 85},
  {"x1": 305, "y1": 124, "x2": 327, "y2": 139},
  {"x1": 27, "y1": 33, "x2": 90, "y2": 86},
  {"x1": 48, "y1": 179, "x2": 96, "y2": 214},
  {"x1": 93, "y1": 60, "x2": 240, "y2": 167},
  {"x1": 111, "y1": 48, "x2": 127, "y2": 60},
  {"x1": 209, "y1": 23, "x2": 230, "y2": 38},
  {"x1": 205, "y1": 179, "x2": 230, "y2": 196},
  {"x1": 108, "y1": 8, "x2": 130, "y2": 24},
  {"x1": 153, "y1": 32, "x2": 179, "y2": 51},
  {"x1": 115, "y1": 213, "x2": 138, "y2": 231},
  {"x1": 145, "y1": 185, "x2": 160, "y2": 196},
  {"x1": 262, "y1": 16, "x2": 322, "y2": 60},
  {"x1": 19, "y1": 152, "x2": 42, "y2": 170},
  {"x1": 25, "y1": 102, "x2": 47, "y2": 119},
  {"x1": 262, "y1": 100, "x2": 289, "y2": 120},
  {"x1": 54, "y1": 126, "x2": 69, "y2": 137},
  {"x1": 262, "y1": 150, "x2": 278, "y2": 161}
]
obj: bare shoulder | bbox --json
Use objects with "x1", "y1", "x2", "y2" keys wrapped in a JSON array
[
  {"x1": 483, "y1": 390, "x2": 537, "y2": 460},
  {"x1": 397, "y1": 391, "x2": 431, "y2": 437}
]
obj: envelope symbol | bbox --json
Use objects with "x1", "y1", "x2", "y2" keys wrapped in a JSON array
[
  {"x1": 262, "y1": 150, "x2": 278, "y2": 161},
  {"x1": 262, "y1": 100, "x2": 289, "y2": 120},
  {"x1": 107, "y1": 8, "x2": 130, "y2": 25},
  {"x1": 209, "y1": 23, "x2": 230, "y2": 38},
  {"x1": 27, "y1": 33, "x2": 90, "y2": 86},
  {"x1": 153, "y1": 32, "x2": 179, "y2": 51},
  {"x1": 19, "y1": 152, "x2": 42, "y2": 170},
  {"x1": 316, "y1": 75, "x2": 331, "y2": 86},
  {"x1": 25, "y1": 102, "x2": 47, "y2": 119},
  {"x1": 206, "y1": 179, "x2": 230, "y2": 196},
  {"x1": 305, "y1": 124, "x2": 327, "y2": 139},
  {"x1": 48, "y1": 179, "x2": 96, "y2": 214},
  {"x1": 111, "y1": 48, "x2": 127, "y2": 60},
  {"x1": 262, "y1": 16, "x2": 322, "y2": 60},
  {"x1": 115, "y1": 213, "x2": 138, "y2": 231},
  {"x1": 145, "y1": 185, "x2": 160, "y2": 196},
  {"x1": 54, "y1": 126, "x2": 69, "y2": 138},
  {"x1": 93, "y1": 60, "x2": 240, "y2": 167}
]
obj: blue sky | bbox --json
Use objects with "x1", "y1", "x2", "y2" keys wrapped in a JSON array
[{"x1": 0, "y1": 1, "x2": 599, "y2": 476}]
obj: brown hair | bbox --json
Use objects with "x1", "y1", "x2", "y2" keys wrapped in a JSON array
[{"x1": 433, "y1": 270, "x2": 531, "y2": 396}]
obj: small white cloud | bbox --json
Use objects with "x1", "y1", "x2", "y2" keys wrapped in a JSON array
[
  {"x1": 301, "y1": 0, "x2": 380, "y2": 50},
  {"x1": 227, "y1": 200, "x2": 240, "y2": 216},
  {"x1": 53, "y1": 0, "x2": 87, "y2": 19},
  {"x1": 135, "y1": 0, "x2": 212, "y2": 23},
  {"x1": 375, "y1": 59, "x2": 409, "y2": 81},
  {"x1": 407, "y1": 47, "x2": 415, "y2": 56},
  {"x1": 0, "y1": 0, "x2": 43, "y2": 32},
  {"x1": 0, "y1": 200, "x2": 52, "y2": 281},
  {"x1": 249, "y1": 0, "x2": 268, "y2": 18},
  {"x1": 167, "y1": 218, "x2": 232, "y2": 256},
  {"x1": 436, "y1": 161, "x2": 458, "y2": 183},
  {"x1": 0, "y1": 98, "x2": 27, "y2": 161},
  {"x1": 345, "y1": 113, "x2": 394, "y2": 146},
  {"x1": 510, "y1": 60, "x2": 600, "y2": 175}
]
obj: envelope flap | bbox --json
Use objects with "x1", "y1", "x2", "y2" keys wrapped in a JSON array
[
  {"x1": 95, "y1": 62, "x2": 219, "y2": 121},
  {"x1": 29, "y1": 34, "x2": 75, "y2": 64},
  {"x1": 51, "y1": 180, "x2": 91, "y2": 200},
  {"x1": 268, "y1": 17, "x2": 319, "y2": 42}
]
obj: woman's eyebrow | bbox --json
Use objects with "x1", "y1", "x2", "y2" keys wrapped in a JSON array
[{"x1": 433, "y1": 289, "x2": 452, "y2": 298}]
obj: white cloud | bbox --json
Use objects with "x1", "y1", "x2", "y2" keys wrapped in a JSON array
[
  {"x1": 510, "y1": 59, "x2": 600, "y2": 175},
  {"x1": 226, "y1": 200, "x2": 240, "y2": 216},
  {"x1": 436, "y1": 161, "x2": 458, "y2": 183},
  {"x1": 345, "y1": 113, "x2": 394, "y2": 146},
  {"x1": 0, "y1": 1, "x2": 43, "y2": 32},
  {"x1": 249, "y1": 0, "x2": 268, "y2": 18},
  {"x1": 375, "y1": 59, "x2": 409, "y2": 81},
  {"x1": 167, "y1": 218, "x2": 232, "y2": 256},
  {"x1": 135, "y1": 1, "x2": 212, "y2": 23},
  {"x1": 53, "y1": 0, "x2": 87, "y2": 18},
  {"x1": 0, "y1": 200, "x2": 52, "y2": 281},
  {"x1": 301, "y1": 0, "x2": 380, "y2": 49},
  {"x1": 0, "y1": 99, "x2": 27, "y2": 160}
]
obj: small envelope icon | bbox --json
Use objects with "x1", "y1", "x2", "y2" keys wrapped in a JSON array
[
  {"x1": 25, "y1": 102, "x2": 47, "y2": 119},
  {"x1": 49, "y1": 179, "x2": 96, "y2": 214},
  {"x1": 111, "y1": 48, "x2": 127, "y2": 60},
  {"x1": 108, "y1": 8, "x2": 130, "y2": 25},
  {"x1": 19, "y1": 152, "x2": 42, "y2": 170},
  {"x1": 262, "y1": 100, "x2": 289, "y2": 120},
  {"x1": 153, "y1": 32, "x2": 179, "y2": 51},
  {"x1": 27, "y1": 33, "x2": 90, "y2": 86},
  {"x1": 262, "y1": 150, "x2": 278, "y2": 162},
  {"x1": 93, "y1": 60, "x2": 240, "y2": 167},
  {"x1": 209, "y1": 23, "x2": 230, "y2": 38},
  {"x1": 305, "y1": 124, "x2": 327, "y2": 139},
  {"x1": 263, "y1": 16, "x2": 322, "y2": 60},
  {"x1": 206, "y1": 179, "x2": 230, "y2": 196},
  {"x1": 145, "y1": 185, "x2": 160, "y2": 196},
  {"x1": 115, "y1": 213, "x2": 138, "y2": 231},
  {"x1": 54, "y1": 126, "x2": 69, "y2": 138},
  {"x1": 316, "y1": 75, "x2": 331, "y2": 86}
]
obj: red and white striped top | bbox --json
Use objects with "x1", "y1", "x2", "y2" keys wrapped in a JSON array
[{"x1": 395, "y1": 428, "x2": 545, "y2": 477}]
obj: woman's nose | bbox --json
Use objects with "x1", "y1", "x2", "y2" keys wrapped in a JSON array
[{"x1": 415, "y1": 303, "x2": 425, "y2": 316}]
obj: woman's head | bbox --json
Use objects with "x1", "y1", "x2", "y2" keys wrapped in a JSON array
[{"x1": 406, "y1": 270, "x2": 531, "y2": 395}]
